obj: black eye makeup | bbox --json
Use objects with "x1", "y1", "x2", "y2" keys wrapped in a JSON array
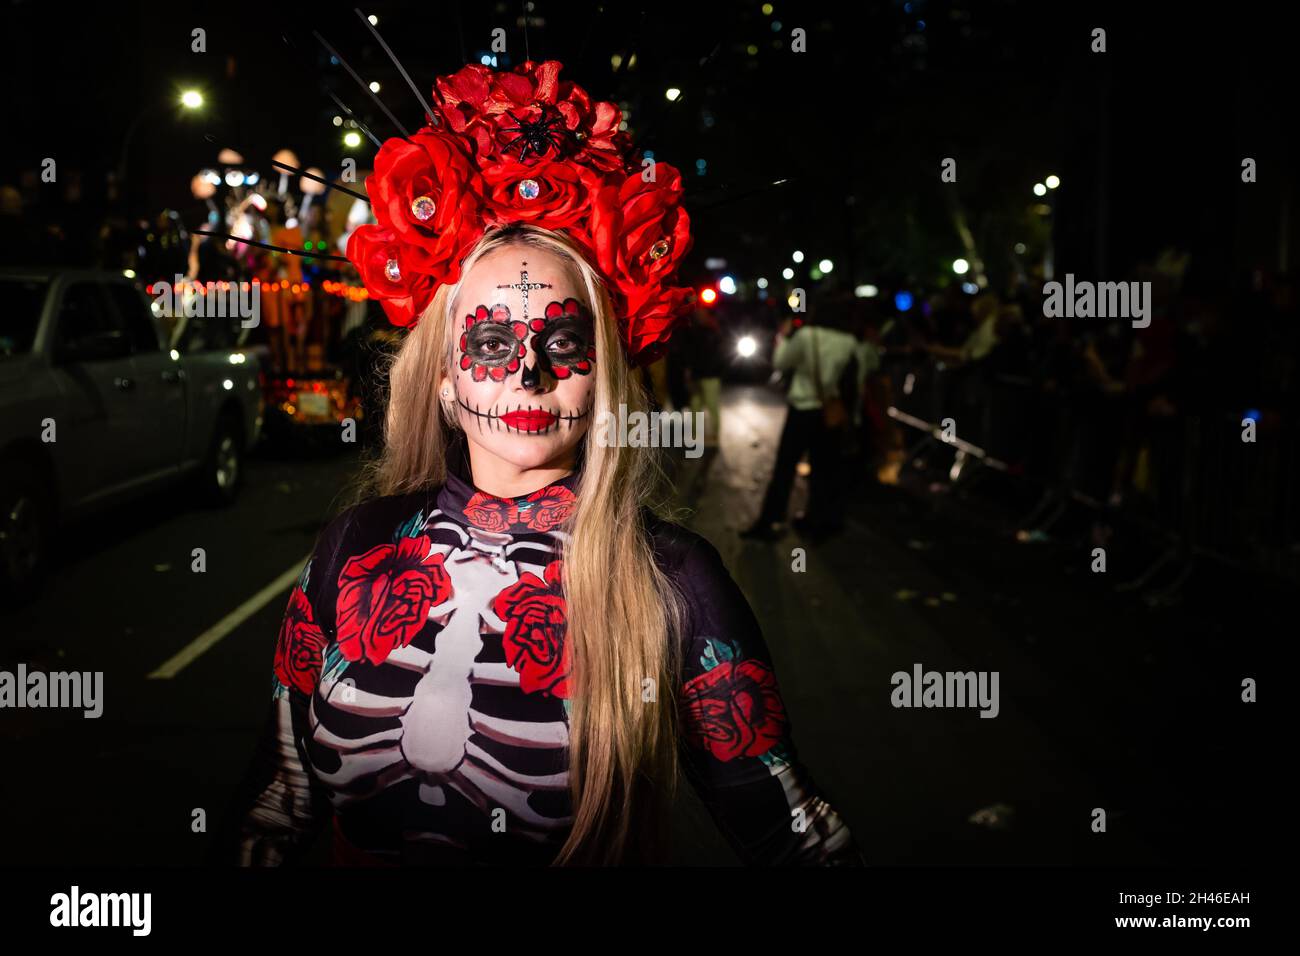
[
  {"x1": 530, "y1": 299, "x2": 596, "y2": 378},
  {"x1": 459, "y1": 303, "x2": 527, "y2": 382}
]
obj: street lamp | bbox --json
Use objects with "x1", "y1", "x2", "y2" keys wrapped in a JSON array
[
  {"x1": 116, "y1": 88, "x2": 207, "y2": 204},
  {"x1": 791, "y1": 250, "x2": 804, "y2": 263}
]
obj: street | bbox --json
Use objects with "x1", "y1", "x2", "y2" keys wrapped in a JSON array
[{"x1": 0, "y1": 385, "x2": 1259, "y2": 866}]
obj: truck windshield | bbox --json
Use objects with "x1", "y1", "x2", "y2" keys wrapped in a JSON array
[{"x1": 0, "y1": 277, "x2": 49, "y2": 357}]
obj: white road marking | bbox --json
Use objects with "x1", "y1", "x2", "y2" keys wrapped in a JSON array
[{"x1": 147, "y1": 559, "x2": 306, "y2": 679}]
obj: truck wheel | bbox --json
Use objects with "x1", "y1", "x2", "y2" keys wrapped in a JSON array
[
  {"x1": 200, "y1": 411, "x2": 245, "y2": 506},
  {"x1": 0, "y1": 461, "x2": 53, "y2": 599}
]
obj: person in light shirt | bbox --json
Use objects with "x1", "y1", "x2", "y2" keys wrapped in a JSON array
[{"x1": 741, "y1": 305, "x2": 865, "y2": 540}]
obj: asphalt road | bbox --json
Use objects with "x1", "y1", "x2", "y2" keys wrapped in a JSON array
[{"x1": 0, "y1": 386, "x2": 1263, "y2": 866}]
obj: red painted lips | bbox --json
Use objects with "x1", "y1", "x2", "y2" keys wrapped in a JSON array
[{"x1": 500, "y1": 409, "x2": 558, "y2": 432}]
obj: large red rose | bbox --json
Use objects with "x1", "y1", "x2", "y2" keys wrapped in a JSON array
[
  {"x1": 345, "y1": 224, "x2": 437, "y2": 327},
  {"x1": 623, "y1": 285, "x2": 697, "y2": 367},
  {"x1": 434, "y1": 60, "x2": 628, "y2": 170},
  {"x1": 368, "y1": 128, "x2": 484, "y2": 284},
  {"x1": 582, "y1": 164, "x2": 691, "y2": 296},
  {"x1": 680, "y1": 659, "x2": 787, "y2": 762},
  {"x1": 463, "y1": 492, "x2": 517, "y2": 531},
  {"x1": 335, "y1": 535, "x2": 452, "y2": 666},
  {"x1": 517, "y1": 484, "x2": 576, "y2": 532},
  {"x1": 274, "y1": 587, "x2": 328, "y2": 695},
  {"x1": 480, "y1": 156, "x2": 599, "y2": 229},
  {"x1": 492, "y1": 560, "x2": 570, "y2": 698}
]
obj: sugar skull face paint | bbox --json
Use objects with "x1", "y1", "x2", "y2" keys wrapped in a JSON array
[{"x1": 450, "y1": 243, "x2": 596, "y2": 471}]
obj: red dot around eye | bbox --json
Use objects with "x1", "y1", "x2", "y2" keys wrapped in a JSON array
[
  {"x1": 545, "y1": 301, "x2": 563, "y2": 319},
  {"x1": 475, "y1": 305, "x2": 489, "y2": 319},
  {"x1": 491, "y1": 305, "x2": 511, "y2": 322},
  {"x1": 529, "y1": 318, "x2": 546, "y2": 331},
  {"x1": 460, "y1": 354, "x2": 472, "y2": 369},
  {"x1": 465, "y1": 315, "x2": 475, "y2": 326},
  {"x1": 553, "y1": 366, "x2": 571, "y2": 379},
  {"x1": 490, "y1": 366, "x2": 506, "y2": 381},
  {"x1": 507, "y1": 358, "x2": 519, "y2": 371},
  {"x1": 512, "y1": 322, "x2": 527, "y2": 339},
  {"x1": 563, "y1": 297, "x2": 581, "y2": 315},
  {"x1": 575, "y1": 361, "x2": 590, "y2": 372},
  {"x1": 460, "y1": 334, "x2": 468, "y2": 349},
  {"x1": 519, "y1": 344, "x2": 527, "y2": 355},
  {"x1": 586, "y1": 347, "x2": 596, "y2": 357},
  {"x1": 472, "y1": 364, "x2": 487, "y2": 381}
]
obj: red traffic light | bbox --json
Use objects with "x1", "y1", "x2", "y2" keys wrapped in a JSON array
[{"x1": 699, "y1": 287, "x2": 718, "y2": 305}]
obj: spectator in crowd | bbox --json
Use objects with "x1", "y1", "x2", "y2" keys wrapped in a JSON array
[{"x1": 741, "y1": 303, "x2": 860, "y2": 541}]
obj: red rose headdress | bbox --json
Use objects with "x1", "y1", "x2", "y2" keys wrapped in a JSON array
[{"x1": 346, "y1": 59, "x2": 696, "y2": 367}]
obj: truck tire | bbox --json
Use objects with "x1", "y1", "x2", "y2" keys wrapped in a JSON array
[
  {"x1": 0, "y1": 459, "x2": 54, "y2": 600},
  {"x1": 199, "y1": 410, "x2": 245, "y2": 506}
]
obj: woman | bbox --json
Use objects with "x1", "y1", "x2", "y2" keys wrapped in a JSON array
[{"x1": 221, "y1": 59, "x2": 861, "y2": 866}]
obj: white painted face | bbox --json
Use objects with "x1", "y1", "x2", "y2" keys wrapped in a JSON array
[{"x1": 448, "y1": 243, "x2": 596, "y2": 471}]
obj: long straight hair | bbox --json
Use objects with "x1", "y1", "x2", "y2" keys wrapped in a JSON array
[{"x1": 349, "y1": 223, "x2": 686, "y2": 864}]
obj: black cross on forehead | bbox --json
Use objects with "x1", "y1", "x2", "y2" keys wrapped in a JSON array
[{"x1": 497, "y1": 262, "x2": 553, "y2": 323}]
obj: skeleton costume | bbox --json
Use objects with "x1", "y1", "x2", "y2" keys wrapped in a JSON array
[
  {"x1": 219, "y1": 57, "x2": 861, "y2": 865},
  {"x1": 223, "y1": 435, "x2": 860, "y2": 865}
]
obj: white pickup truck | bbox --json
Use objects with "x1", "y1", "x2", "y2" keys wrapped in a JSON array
[{"x1": 0, "y1": 269, "x2": 263, "y2": 595}]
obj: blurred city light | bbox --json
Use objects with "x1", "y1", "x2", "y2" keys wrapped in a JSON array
[
  {"x1": 179, "y1": 90, "x2": 204, "y2": 110},
  {"x1": 736, "y1": 335, "x2": 757, "y2": 358},
  {"x1": 781, "y1": 267, "x2": 794, "y2": 280},
  {"x1": 665, "y1": 87, "x2": 682, "y2": 101},
  {"x1": 818, "y1": 258, "x2": 833, "y2": 273},
  {"x1": 369, "y1": 81, "x2": 381, "y2": 93},
  {"x1": 952, "y1": 258, "x2": 970, "y2": 274},
  {"x1": 719, "y1": 275, "x2": 737, "y2": 295},
  {"x1": 757, "y1": 277, "x2": 769, "y2": 289},
  {"x1": 791, "y1": 250, "x2": 804, "y2": 263},
  {"x1": 1045, "y1": 174, "x2": 1061, "y2": 189},
  {"x1": 343, "y1": 131, "x2": 363, "y2": 149},
  {"x1": 895, "y1": 291, "x2": 914, "y2": 311},
  {"x1": 854, "y1": 284, "x2": 879, "y2": 298},
  {"x1": 1033, "y1": 182, "x2": 1047, "y2": 196},
  {"x1": 699, "y1": 287, "x2": 718, "y2": 305}
]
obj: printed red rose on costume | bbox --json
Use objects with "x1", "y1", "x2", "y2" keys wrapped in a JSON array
[
  {"x1": 492, "y1": 560, "x2": 571, "y2": 698},
  {"x1": 345, "y1": 224, "x2": 437, "y2": 327},
  {"x1": 681, "y1": 658, "x2": 787, "y2": 762},
  {"x1": 480, "y1": 157, "x2": 598, "y2": 229},
  {"x1": 335, "y1": 535, "x2": 452, "y2": 666},
  {"x1": 518, "y1": 484, "x2": 576, "y2": 533},
  {"x1": 463, "y1": 492, "x2": 517, "y2": 532},
  {"x1": 367, "y1": 129, "x2": 484, "y2": 283},
  {"x1": 274, "y1": 588, "x2": 328, "y2": 695}
]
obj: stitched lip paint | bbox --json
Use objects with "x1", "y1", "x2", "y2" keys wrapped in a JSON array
[{"x1": 501, "y1": 409, "x2": 558, "y2": 431}]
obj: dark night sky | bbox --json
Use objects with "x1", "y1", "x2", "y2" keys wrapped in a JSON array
[{"x1": 3, "y1": 0, "x2": 1293, "y2": 292}]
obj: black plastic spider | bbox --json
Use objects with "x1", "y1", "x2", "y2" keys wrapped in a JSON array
[{"x1": 500, "y1": 111, "x2": 572, "y2": 161}]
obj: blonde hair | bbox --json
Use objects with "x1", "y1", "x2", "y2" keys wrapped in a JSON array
[{"x1": 349, "y1": 223, "x2": 686, "y2": 864}]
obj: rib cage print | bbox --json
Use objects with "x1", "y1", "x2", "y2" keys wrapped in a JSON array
[{"x1": 304, "y1": 488, "x2": 577, "y2": 862}]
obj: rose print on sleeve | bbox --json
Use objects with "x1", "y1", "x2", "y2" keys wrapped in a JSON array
[
  {"x1": 336, "y1": 534, "x2": 453, "y2": 666},
  {"x1": 680, "y1": 637, "x2": 787, "y2": 762},
  {"x1": 492, "y1": 560, "x2": 571, "y2": 698},
  {"x1": 274, "y1": 587, "x2": 329, "y2": 695}
]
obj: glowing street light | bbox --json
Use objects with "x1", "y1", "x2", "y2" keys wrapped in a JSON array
[
  {"x1": 952, "y1": 258, "x2": 970, "y2": 275},
  {"x1": 180, "y1": 90, "x2": 204, "y2": 110},
  {"x1": 719, "y1": 275, "x2": 737, "y2": 295},
  {"x1": 818, "y1": 258, "x2": 833, "y2": 273},
  {"x1": 782, "y1": 267, "x2": 794, "y2": 280},
  {"x1": 369, "y1": 81, "x2": 381, "y2": 93},
  {"x1": 665, "y1": 87, "x2": 682, "y2": 101},
  {"x1": 343, "y1": 131, "x2": 363, "y2": 149},
  {"x1": 1033, "y1": 182, "x2": 1047, "y2": 196},
  {"x1": 1045, "y1": 174, "x2": 1060, "y2": 189},
  {"x1": 791, "y1": 250, "x2": 804, "y2": 263},
  {"x1": 757, "y1": 277, "x2": 769, "y2": 289}
]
